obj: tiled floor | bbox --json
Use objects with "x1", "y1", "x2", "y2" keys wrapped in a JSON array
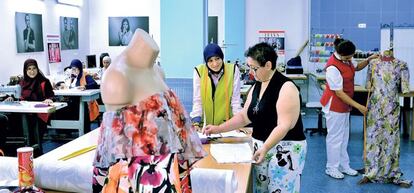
[{"x1": 37, "y1": 110, "x2": 414, "y2": 193}]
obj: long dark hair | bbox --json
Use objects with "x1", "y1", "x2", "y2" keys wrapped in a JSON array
[{"x1": 120, "y1": 18, "x2": 130, "y2": 32}]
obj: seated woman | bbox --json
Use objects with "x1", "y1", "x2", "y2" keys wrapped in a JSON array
[
  {"x1": 4, "y1": 59, "x2": 55, "y2": 155},
  {"x1": 94, "y1": 56, "x2": 111, "y2": 80},
  {"x1": 69, "y1": 59, "x2": 99, "y2": 90},
  {"x1": 92, "y1": 29, "x2": 206, "y2": 193},
  {"x1": 54, "y1": 60, "x2": 100, "y2": 133}
]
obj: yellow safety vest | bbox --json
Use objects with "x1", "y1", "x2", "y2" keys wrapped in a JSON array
[{"x1": 196, "y1": 63, "x2": 235, "y2": 125}]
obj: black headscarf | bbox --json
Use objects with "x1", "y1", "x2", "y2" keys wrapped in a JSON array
[{"x1": 19, "y1": 59, "x2": 50, "y2": 101}]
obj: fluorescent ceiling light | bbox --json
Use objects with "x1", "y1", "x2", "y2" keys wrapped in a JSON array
[{"x1": 57, "y1": 0, "x2": 83, "y2": 7}]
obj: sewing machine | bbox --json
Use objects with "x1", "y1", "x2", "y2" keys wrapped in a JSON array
[{"x1": 0, "y1": 85, "x2": 22, "y2": 99}]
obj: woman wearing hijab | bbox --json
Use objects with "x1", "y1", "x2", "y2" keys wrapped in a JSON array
[
  {"x1": 5, "y1": 59, "x2": 55, "y2": 153},
  {"x1": 64, "y1": 59, "x2": 100, "y2": 130},
  {"x1": 69, "y1": 59, "x2": 99, "y2": 90},
  {"x1": 190, "y1": 43, "x2": 242, "y2": 130}
]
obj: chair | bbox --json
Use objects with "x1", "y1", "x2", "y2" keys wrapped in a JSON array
[{"x1": 305, "y1": 102, "x2": 327, "y2": 136}]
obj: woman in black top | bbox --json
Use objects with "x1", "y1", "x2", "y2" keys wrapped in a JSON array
[{"x1": 203, "y1": 42, "x2": 306, "y2": 193}]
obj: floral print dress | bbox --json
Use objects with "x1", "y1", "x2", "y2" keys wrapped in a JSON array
[
  {"x1": 92, "y1": 90, "x2": 207, "y2": 193},
  {"x1": 364, "y1": 58, "x2": 411, "y2": 184}
]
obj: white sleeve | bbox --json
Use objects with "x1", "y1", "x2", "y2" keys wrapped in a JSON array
[
  {"x1": 231, "y1": 65, "x2": 242, "y2": 114},
  {"x1": 326, "y1": 66, "x2": 343, "y2": 91},
  {"x1": 190, "y1": 69, "x2": 202, "y2": 119}
]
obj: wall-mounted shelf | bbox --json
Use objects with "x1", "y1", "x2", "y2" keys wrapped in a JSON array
[{"x1": 309, "y1": 33, "x2": 341, "y2": 72}]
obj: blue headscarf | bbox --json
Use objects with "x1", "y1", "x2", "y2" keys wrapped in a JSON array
[
  {"x1": 203, "y1": 43, "x2": 224, "y2": 63},
  {"x1": 69, "y1": 59, "x2": 83, "y2": 80}
]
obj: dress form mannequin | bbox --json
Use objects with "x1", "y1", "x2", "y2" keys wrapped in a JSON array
[
  {"x1": 93, "y1": 29, "x2": 206, "y2": 192},
  {"x1": 101, "y1": 28, "x2": 168, "y2": 111}
]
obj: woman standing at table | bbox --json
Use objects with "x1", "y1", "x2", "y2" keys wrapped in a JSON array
[
  {"x1": 5, "y1": 59, "x2": 55, "y2": 154},
  {"x1": 203, "y1": 42, "x2": 307, "y2": 193},
  {"x1": 190, "y1": 43, "x2": 242, "y2": 130},
  {"x1": 320, "y1": 39, "x2": 378, "y2": 179}
]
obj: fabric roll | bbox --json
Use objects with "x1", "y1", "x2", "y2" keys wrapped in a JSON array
[
  {"x1": 0, "y1": 156, "x2": 18, "y2": 186},
  {"x1": 34, "y1": 159, "x2": 92, "y2": 193},
  {"x1": 190, "y1": 168, "x2": 237, "y2": 193},
  {"x1": 0, "y1": 157, "x2": 92, "y2": 193}
]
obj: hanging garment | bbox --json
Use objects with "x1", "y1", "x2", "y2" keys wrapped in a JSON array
[{"x1": 364, "y1": 57, "x2": 411, "y2": 184}]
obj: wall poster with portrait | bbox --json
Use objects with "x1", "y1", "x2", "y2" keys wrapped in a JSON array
[
  {"x1": 15, "y1": 12, "x2": 44, "y2": 53},
  {"x1": 108, "y1": 16, "x2": 149, "y2": 46},
  {"x1": 258, "y1": 30, "x2": 286, "y2": 71},
  {"x1": 47, "y1": 42, "x2": 61, "y2": 63},
  {"x1": 60, "y1": 16, "x2": 79, "y2": 50}
]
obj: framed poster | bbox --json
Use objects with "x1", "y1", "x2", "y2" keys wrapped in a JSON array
[
  {"x1": 46, "y1": 34, "x2": 62, "y2": 76},
  {"x1": 258, "y1": 30, "x2": 286, "y2": 71},
  {"x1": 258, "y1": 30, "x2": 285, "y2": 56},
  {"x1": 15, "y1": 12, "x2": 44, "y2": 53},
  {"x1": 60, "y1": 16, "x2": 79, "y2": 50},
  {"x1": 108, "y1": 16, "x2": 149, "y2": 46}
]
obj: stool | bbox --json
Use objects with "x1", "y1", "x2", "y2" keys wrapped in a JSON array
[{"x1": 305, "y1": 102, "x2": 327, "y2": 136}]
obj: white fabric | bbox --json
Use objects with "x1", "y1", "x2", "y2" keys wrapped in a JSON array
[
  {"x1": 0, "y1": 130, "x2": 98, "y2": 193},
  {"x1": 0, "y1": 157, "x2": 92, "y2": 193},
  {"x1": 325, "y1": 111, "x2": 351, "y2": 169},
  {"x1": 190, "y1": 65, "x2": 242, "y2": 119},
  {"x1": 0, "y1": 156, "x2": 18, "y2": 187},
  {"x1": 190, "y1": 168, "x2": 237, "y2": 193}
]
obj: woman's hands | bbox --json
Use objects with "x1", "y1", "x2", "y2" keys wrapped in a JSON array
[
  {"x1": 4, "y1": 96, "x2": 14, "y2": 102},
  {"x1": 367, "y1": 53, "x2": 380, "y2": 61},
  {"x1": 252, "y1": 144, "x2": 270, "y2": 164},
  {"x1": 202, "y1": 125, "x2": 221, "y2": 136},
  {"x1": 43, "y1": 99, "x2": 53, "y2": 105},
  {"x1": 356, "y1": 104, "x2": 368, "y2": 115},
  {"x1": 78, "y1": 86, "x2": 86, "y2": 90}
]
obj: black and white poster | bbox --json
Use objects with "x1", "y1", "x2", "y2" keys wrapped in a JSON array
[
  {"x1": 108, "y1": 16, "x2": 149, "y2": 46},
  {"x1": 60, "y1": 16, "x2": 79, "y2": 50},
  {"x1": 15, "y1": 12, "x2": 44, "y2": 53}
]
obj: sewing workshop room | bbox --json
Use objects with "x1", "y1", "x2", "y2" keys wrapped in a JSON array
[{"x1": 0, "y1": 0, "x2": 414, "y2": 193}]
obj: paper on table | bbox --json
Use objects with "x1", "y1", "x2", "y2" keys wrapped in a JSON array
[
  {"x1": 197, "y1": 130, "x2": 247, "y2": 139},
  {"x1": 210, "y1": 143, "x2": 253, "y2": 163}
]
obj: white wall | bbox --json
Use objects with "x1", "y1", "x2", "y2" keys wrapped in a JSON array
[
  {"x1": 88, "y1": 0, "x2": 160, "y2": 63},
  {"x1": 245, "y1": 0, "x2": 309, "y2": 69},
  {"x1": 0, "y1": 0, "x2": 312, "y2": 83},
  {"x1": 0, "y1": 0, "x2": 90, "y2": 84},
  {"x1": 381, "y1": 28, "x2": 414, "y2": 87}
]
